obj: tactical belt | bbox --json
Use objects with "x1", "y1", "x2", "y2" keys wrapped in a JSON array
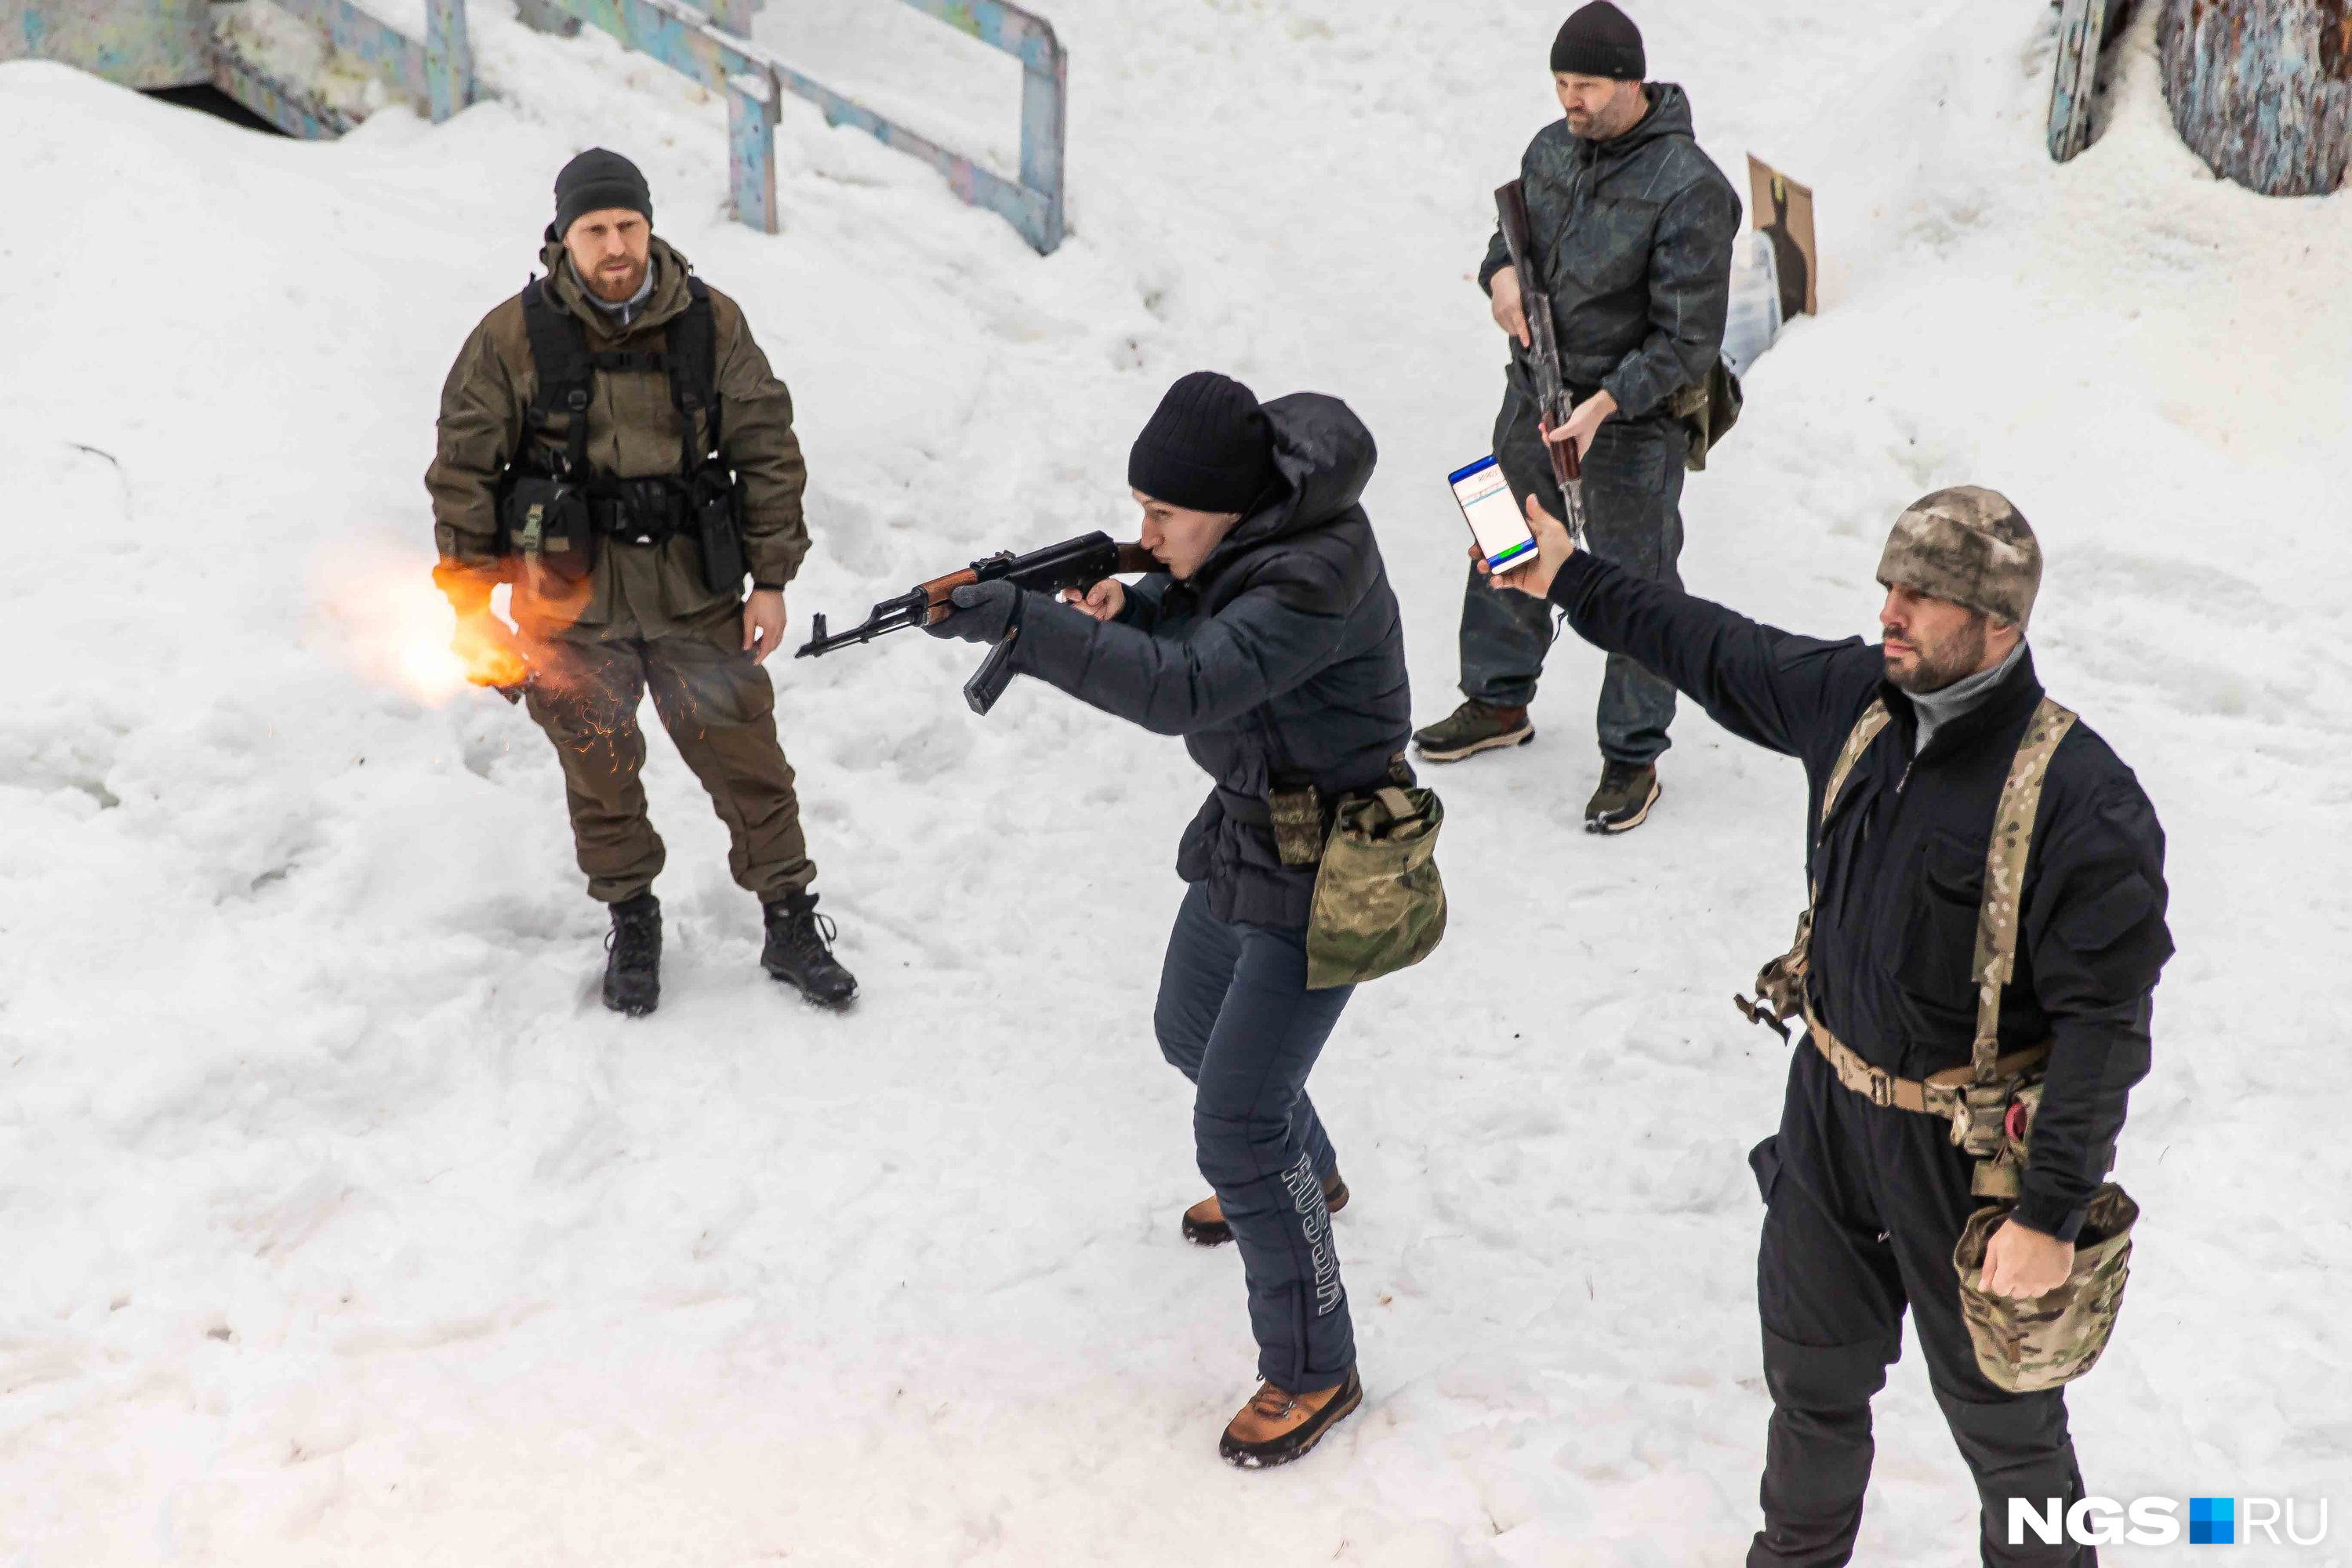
[
  {"x1": 583, "y1": 478, "x2": 691, "y2": 546},
  {"x1": 1802, "y1": 1001, "x2": 2049, "y2": 1116}
]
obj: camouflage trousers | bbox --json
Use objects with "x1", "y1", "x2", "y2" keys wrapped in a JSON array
[
  {"x1": 1746, "y1": 1046, "x2": 2093, "y2": 1568},
  {"x1": 1154, "y1": 883, "x2": 1356, "y2": 1393},
  {"x1": 1457, "y1": 383, "x2": 1686, "y2": 763},
  {"x1": 521, "y1": 611, "x2": 815, "y2": 906}
]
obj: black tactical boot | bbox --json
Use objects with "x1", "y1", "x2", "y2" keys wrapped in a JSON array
[
  {"x1": 761, "y1": 890, "x2": 858, "y2": 1008},
  {"x1": 1182, "y1": 1169, "x2": 1349, "y2": 1247},
  {"x1": 1411, "y1": 699, "x2": 1534, "y2": 762},
  {"x1": 602, "y1": 892, "x2": 662, "y2": 1016},
  {"x1": 1585, "y1": 759, "x2": 1661, "y2": 834}
]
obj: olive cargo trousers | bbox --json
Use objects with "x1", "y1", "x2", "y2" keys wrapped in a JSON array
[{"x1": 521, "y1": 612, "x2": 815, "y2": 906}]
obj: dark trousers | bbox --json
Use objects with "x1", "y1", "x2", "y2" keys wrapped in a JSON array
[
  {"x1": 521, "y1": 616, "x2": 814, "y2": 906},
  {"x1": 1153, "y1": 882, "x2": 1355, "y2": 1392},
  {"x1": 1457, "y1": 386, "x2": 1686, "y2": 763},
  {"x1": 1748, "y1": 1047, "x2": 2093, "y2": 1568}
]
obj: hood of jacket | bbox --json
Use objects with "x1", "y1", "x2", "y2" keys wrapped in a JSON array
[
  {"x1": 1191, "y1": 393, "x2": 1378, "y2": 583},
  {"x1": 1581, "y1": 82, "x2": 1695, "y2": 165}
]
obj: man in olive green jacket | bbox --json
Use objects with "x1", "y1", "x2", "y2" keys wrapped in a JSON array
[{"x1": 426, "y1": 149, "x2": 855, "y2": 1015}]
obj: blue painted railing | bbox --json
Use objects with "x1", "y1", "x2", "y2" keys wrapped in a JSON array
[
  {"x1": 5, "y1": 0, "x2": 470, "y2": 128},
  {"x1": 527, "y1": 0, "x2": 786, "y2": 231},
  {"x1": 200, "y1": 0, "x2": 474, "y2": 139},
  {"x1": 270, "y1": 0, "x2": 474, "y2": 120},
  {"x1": 521, "y1": 0, "x2": 1067, "y2": 252}
]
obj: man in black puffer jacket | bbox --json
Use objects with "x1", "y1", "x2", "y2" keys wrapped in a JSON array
[{"x1": 926, "y1": 372, "x2": 1410, "y2": 1469}]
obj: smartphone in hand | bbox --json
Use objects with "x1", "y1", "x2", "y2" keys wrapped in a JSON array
[{"x1": 1450, "y1": 456, "x2": 1537, "y2": 573}]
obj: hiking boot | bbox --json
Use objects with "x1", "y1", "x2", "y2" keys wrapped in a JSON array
[
  {"x1": 602, "y1": 892, "x2": 662, "y2": 1017},
  {"x1": 1411, "y1": 699, "x2": 1534, "y2": 762},
  {"x1": 1585, "y1": 759, "x2": 1661, "y2": 834},
  {"x1": 1218, "y1": 1367, "x2": 1364, "y2": 1469},
  {"x1": 760, "y1": 890, "x2": 858, "y2": 1008},
  {"x1": 1182, "y1": 1169, "x2": 1350, "y2": 1247}
]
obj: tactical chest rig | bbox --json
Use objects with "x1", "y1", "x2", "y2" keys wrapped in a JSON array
[
  {"x1": 1738, "y1": 695, "x2": 2078, "y2": 1201},
  {"x1": 1741, "y1": 695, "x2": 2141, "y2": 1393},
  {"x1": 497, "y1": 274, "x2": 746, "y2": 594}
]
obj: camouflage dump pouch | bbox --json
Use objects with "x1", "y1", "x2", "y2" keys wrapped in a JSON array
[
  {"x1": 1954, "y1": 1183, "x2": 2139, "y2": 1393},
  {"x1": 1305, "y1": 786, "x2": 1446, "y2": 991},
  {"x1": 1671, "y1": 357, "x2": 1745, "y2": 473}
]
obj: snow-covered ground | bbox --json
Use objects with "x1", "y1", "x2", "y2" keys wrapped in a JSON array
[{"x1": 3, "y1": 0, "x2": 2348, "y2": 1560}]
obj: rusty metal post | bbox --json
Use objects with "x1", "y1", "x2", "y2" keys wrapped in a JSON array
[
  {"x1": 728, "y1": 67, "x2": 780, "y2": 234},
  {"x1": 425, "y1": 0, "x2": 475, "y2": 122}
]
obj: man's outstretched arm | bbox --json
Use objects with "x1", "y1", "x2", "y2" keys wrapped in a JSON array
[{"x1": 1493, "y1": 496, "x2": 1870, "y2": 760}]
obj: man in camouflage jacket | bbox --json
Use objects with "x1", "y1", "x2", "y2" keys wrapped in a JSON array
[{"x1": 426, "y1": 150, "x2": 855, "y2": 1015}]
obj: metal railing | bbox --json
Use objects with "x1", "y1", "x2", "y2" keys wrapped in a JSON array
[
  {"x1": 521, "y1": 0, "x2": 1067, "y2": 252},
  {"x1": 208, "y1": 0, "x2": 474, "y2": 137}
]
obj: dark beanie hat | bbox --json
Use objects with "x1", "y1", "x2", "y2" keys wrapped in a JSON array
[
  {"x1": 1127, "y1": 372, "x2": 1279, "y2": 514},
  {"x1": 1551, "y1": 2, "x2": 1645, "y2": 80},
  {"x1": 553, "y1": 148, "x2": 652, "y2": 240}
]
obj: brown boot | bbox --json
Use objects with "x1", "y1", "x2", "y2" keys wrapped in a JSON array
[
  {"x1": 1181, "y1": 1169, "x2": 1350, "y2": 1247},
  {"x1": 1218, "y1": 1368, "x2": 1363, "y2": 1468}
]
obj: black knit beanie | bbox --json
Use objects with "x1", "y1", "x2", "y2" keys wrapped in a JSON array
[
  {"x1": 552, "y1": 148, "x2": 653, "y2": 241},
  {"x1": 1550, "y1": 2, "x2": 1645, "y2": 80},
  {"x1": 1127, "y1": 372, "x2": 1278, "y2": 514}
]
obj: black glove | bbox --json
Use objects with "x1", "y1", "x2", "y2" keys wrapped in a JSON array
[{"x1": 922, "y1": 579, "x2": 1022, "y2": 644}]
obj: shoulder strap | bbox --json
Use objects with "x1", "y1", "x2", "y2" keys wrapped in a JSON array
[
  {"x1": 1968, "y1": 697, "x2": 2078, "y2": 1083},
  {"x1": 1802, "y1": 696, "x2": 1892, "y2": 909},
  {"x1": 1819, "y1": 699, "x2": 1891, "y2": 829},
  {"x1": 520, "y1": 278, "x2": 593, "y2": 477},
  {"x1": 666, "y1": 276, "x2": 721, "y2": 471}
]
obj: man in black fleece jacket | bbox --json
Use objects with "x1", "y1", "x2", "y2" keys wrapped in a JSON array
[
  {"x1": 1489, "y1": 487, "x2": 2171, "y2": 1566},
  {"x1": 926, "y1": 372, "x2": 1410, "y2": 1469}
]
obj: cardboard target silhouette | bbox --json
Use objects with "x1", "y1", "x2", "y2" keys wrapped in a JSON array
[{"x1": 1747, "y1": 155, "x2": 1818, "y2": 319}]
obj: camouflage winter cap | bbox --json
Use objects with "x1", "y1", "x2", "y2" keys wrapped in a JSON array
[{"x1": 1876, "y1": 486, "x2": 2042, "y2": 628}]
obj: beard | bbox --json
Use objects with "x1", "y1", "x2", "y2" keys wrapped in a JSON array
[
  {"x1": 1884, "y1": 614, "x2": 1989, "y2": 693},
  {"x1": 586, "y1": 256, "x2": 648, "y2": 302}
]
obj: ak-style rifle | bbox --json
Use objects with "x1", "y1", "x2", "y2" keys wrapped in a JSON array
[
  {"x1": 1496, "y1": 179, "x2": 1588, "y2": 545},
  {"x1": 797, "y1": 532, "x2": 1156, "y2": 715}
]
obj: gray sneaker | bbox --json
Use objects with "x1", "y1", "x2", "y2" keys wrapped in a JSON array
[
  {"x1": 1585, "y1": 760, "x2": 1661, "y2": 834},
  {"x1": 1411, "y1": 699, "x2": 1534, "y2": 762}
]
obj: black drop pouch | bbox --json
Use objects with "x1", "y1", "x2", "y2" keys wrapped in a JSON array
[
  {"x1": 696, "y1": 477, "x2": 749, "y2": 595},
  {"x1": 503, "y1": 476, "x2": 597, "y2": 581}
]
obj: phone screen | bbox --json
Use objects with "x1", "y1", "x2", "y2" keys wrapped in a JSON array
[{"x1": 1451, "y1": 456, "x2": 1537, "y2": 572}]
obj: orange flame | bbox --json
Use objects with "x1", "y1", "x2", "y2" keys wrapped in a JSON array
[{"x1": 314, "y1": 554, "x2": 528, "y2": 706}]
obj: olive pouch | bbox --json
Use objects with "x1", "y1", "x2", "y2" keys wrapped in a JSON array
[{"x1": 1268, "y1": 784, "x2": 1327, "y2": 868}]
